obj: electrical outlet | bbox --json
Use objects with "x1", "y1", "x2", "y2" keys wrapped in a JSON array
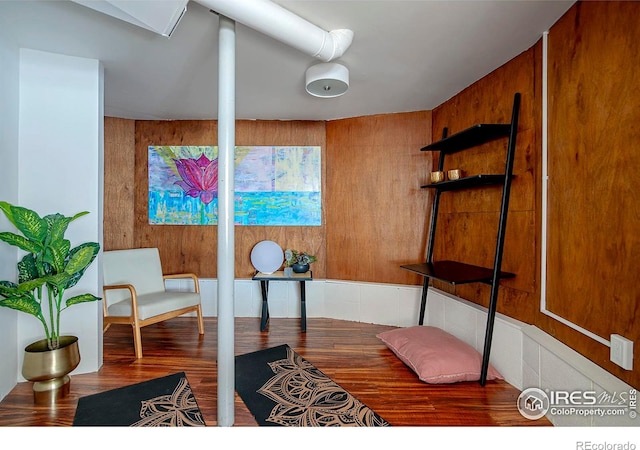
[{"x1": 610, "y1": 334, "x2": 633, "y2": 370}]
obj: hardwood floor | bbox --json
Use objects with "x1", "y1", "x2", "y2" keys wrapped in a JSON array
[{"x1": 0, "y1": 317, "x2": 551, "y2": 427}]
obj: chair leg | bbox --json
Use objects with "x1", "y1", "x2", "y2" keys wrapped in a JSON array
[
  {"x1": 132, "y1": 323, "x2": 143, "y2": 358},
  {"x1": 196, "y1": 304, "x2": 205, "y2": 335}
]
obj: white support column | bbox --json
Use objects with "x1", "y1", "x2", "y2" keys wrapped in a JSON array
[{"x1": 217, "y1": 14, "x2": 235, "y2": 427}]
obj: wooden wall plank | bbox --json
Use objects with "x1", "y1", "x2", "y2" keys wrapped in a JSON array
[
  {"x1": 325, "y1": 112, "x2": 432, "y2": 284},
  {"x1": 103, "y1": 117, "x2": 135, "y2": 251},
  {"x1": 433, "y1": 211, "x2": 536, "y2": 295}
]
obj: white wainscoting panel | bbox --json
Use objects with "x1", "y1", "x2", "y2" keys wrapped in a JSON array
[
  {"x1": 167, "y1": 277, "x2": 422, "y2": 327},
  {"x1": 422, "y1": 287, "x2": 525, "y2": 389}
]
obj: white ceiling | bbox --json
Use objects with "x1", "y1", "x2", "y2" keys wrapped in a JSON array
[{"x1": 0, "y1": 0, "x2": 575, "y2": 121}]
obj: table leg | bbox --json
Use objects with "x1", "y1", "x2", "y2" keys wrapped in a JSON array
[
  {"x1": 260, "y1": 280, "x2": 269, "y2": 331},
  {"x1": 300, "y1": 280, "x2": 306, "y2": 333}
]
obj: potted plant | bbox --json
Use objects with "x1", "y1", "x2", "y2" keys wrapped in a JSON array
[
  {"x1": 284, "y1": 249, "x2": 317, "y2": 274},
  {"x1": 0, "y1": 201, "x2": 101, "y2": 403}
]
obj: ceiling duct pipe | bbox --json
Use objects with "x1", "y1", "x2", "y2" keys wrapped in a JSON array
[{"x1": 195, "y1": 0, "x2": 354, "y2": 61}]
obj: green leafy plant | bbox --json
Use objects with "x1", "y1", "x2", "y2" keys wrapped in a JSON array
[
  {"x1": 284, "y1": 249, "x2": 317, "y2": 267},
  {"x1": 0, "y1": 201, "x2": 101, "y2": 350}
]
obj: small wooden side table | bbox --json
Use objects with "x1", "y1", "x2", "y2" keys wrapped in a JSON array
[{"x1": 252, "y1": 270, "x2": 313, "y2": 332}]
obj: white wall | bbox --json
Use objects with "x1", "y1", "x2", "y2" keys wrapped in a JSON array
[
  {"x1": 16, "y1": 49, "x2": 104, "y2": 378},
  {"x1": 0, "y1": 28, "x2": 20, "y2": 401}
]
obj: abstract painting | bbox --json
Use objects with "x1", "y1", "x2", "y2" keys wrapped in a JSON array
[{"x1": 148, "y1": 145, "x2": 321, "y2": 226}]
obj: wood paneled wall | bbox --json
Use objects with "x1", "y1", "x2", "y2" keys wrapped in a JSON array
[
  {"x1": 128, "y1": 120, "x2": 327, "y2": 279},
  {"x1": 542, "y1": 1, "x2": 640, "y2": 387},
  {"x1": 429, "y1": 1, "x2": 639, "y2": 388},
  {"x1": 430, "y1": 48, "x2": 539, "y2": 323},
  {"x1": 105, "y1": 114, "x2": 431, "y2": 284},
  {"x1": 325, "y1": 112, "x2": 432, "y2": 284},
  {"x1": 104, "y1": 117, "x2": 135, "y2": 251}
]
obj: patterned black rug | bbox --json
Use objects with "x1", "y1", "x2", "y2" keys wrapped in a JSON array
[
  {"x1": 235, "y1": 344, "x2": 390, "y2": 427},
  {"x1": 73, "y1": 372, "x2": 206, "y2": 426}
]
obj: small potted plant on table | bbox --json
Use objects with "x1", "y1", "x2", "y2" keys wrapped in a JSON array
[{"x1": 284, "y1": 249, "x2": 317, "y2": 275}]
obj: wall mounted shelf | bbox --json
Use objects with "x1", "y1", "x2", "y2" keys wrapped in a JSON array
[{"x1": 401, "y1": 92, "x2": 521, "y2": 386}]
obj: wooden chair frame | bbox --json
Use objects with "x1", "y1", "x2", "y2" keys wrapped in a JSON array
[{"x1": 103, "y1": 272, "x2": 205, "y2": 359}]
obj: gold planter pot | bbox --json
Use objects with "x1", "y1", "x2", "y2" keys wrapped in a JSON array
[{"x1": 22, "y1": 336, "x2": 80, "y2": 405}]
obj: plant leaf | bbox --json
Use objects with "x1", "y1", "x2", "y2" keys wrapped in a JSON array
[
  {"x1": 0, "y1": 294, "x2": 42, "y2": 317},
  {"x1": 0, "y1": 201, "x2": 14, "y2": 223},
  {"x1": 65, "y1": 293, "x2": 101, "y2": 307},
  {"x1": 66, "y1": 243, "x2": 99, "y2": 274},
  {"x1": 70, "y1": 211, "x2": 90, "y2": 222},
  {"x1": 44, "y1": 238, "x2": 71, "y2": 273},
  {"x1": 0, "y1": 232, "x2": 43, "y2": 254},
  {"x1": 0, "y1": 280, "x2": 19, "y2": 297},
  {"x1": 18, "y1": 277, "x2": 47, "y2": 293},
  {"x1": 55, "y1": 242, "x2": 99, "y2": 290},
  {"x1": 46, "y1": 272, "x2": 71, "y2": 288},
  {"x1": 45, "y1": 213, "x2": 72, "y2": 244},
  {"x1": 18, "y1": 254, "x2": 41, "y2": 283},
  {"x1": 7, "y1": 204, "x2": 47, "y2": 243}
]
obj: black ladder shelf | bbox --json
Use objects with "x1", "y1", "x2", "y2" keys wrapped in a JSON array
[{"x1": 401, "y1": 93, "x2": 520, "y2": 386}]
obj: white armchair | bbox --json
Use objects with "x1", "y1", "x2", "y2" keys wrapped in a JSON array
[{"x1": 102, "y1": 248, "x2": 204, "y2": 358}]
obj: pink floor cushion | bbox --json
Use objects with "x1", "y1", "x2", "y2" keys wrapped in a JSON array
[{"x1": 377, "y1": 325, "x2": 503, "y2": 384}]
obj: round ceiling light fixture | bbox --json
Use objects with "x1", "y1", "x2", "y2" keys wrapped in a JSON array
[{"x1": 305, "y1": 62, "x2": 349, "y2": 98}]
